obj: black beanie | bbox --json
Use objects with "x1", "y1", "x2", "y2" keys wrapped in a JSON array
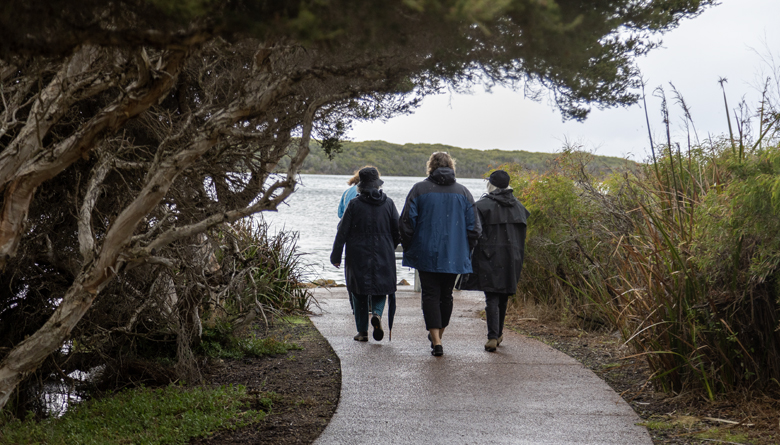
[{"x1": 488, "y1": 170, "x2": 510, "y2": 189}]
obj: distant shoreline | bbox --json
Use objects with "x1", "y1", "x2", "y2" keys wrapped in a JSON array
[{"x1": 280, "y1": 140, "x2": 634, "y2": 178}]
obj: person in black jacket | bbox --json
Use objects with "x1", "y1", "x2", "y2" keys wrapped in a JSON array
[
  {"x1": 400, "y1": 152, "x2": 481, "y2": 356},
  {"x1": 463, "y1": 170, "x2": 530, "y2": 352},
  {"x1": 331, "y1": 167, "x2": 401, "y2": 342}
]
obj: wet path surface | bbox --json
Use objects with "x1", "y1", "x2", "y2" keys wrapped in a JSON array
[{"x1": 309, "y1": 286, "x2": 652, "y2": 445}]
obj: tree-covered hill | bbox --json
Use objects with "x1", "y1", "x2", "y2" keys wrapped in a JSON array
[{"x1": 293, "y1": 140, "x2": 635, "y2": 178}]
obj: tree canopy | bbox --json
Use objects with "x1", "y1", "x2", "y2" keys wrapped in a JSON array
[
  {"x1": 1, "y1": 0, "x2": 713, "y2": 119},
  {"x1": 0, "y1": 0, "x2": 713, "y2": 412}
]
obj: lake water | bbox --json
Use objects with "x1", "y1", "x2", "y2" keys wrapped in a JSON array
[{"x1": 256, "y1": 174, "x2": 488, "y2": 285}]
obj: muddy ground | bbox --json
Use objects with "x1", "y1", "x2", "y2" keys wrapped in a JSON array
[{"x1": 192, "y1": 317, "x2": 341, "y2": 445}]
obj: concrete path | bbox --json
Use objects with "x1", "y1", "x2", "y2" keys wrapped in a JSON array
[{"x1": 309, "y1": 286, "x2": 652, "y2": 445}]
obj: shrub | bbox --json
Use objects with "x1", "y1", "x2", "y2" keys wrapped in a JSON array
[{"x1": 507, "y1": 137, "x2": 780, "y2": 396}]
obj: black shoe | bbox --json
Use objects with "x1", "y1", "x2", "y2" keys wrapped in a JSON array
[
  {"x1": 353, "y1": 332, "x2": 368, "y2": 342},
  {"x1": 371, "y1": 315, "x2": 384, "y2": 341},
  {"x1": 431, "y1": 344, "x2": 443, "y2": 356},
  {"x1": 427, "y1": 333, "x2": 434, "y2": 349}
]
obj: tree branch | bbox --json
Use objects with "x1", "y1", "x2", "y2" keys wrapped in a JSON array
[
  {"x1": 0, "y1": 49, "x2": 188, "y2": 269},
  {"x1": 78, "y1": 153, "x2": 112, "y2": 261}
]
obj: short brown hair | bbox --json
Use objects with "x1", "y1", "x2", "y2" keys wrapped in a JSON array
[
  {"x1": 426, "y1": 152, "x2": 455, "y2": 176},
  {"x1": 347, "y1": 165, "x2": 378, "y2": 185}
]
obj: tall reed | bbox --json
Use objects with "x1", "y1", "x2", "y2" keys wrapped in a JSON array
[{"x1": 509, "y1": 83, "x2": 780, "y2": 396}]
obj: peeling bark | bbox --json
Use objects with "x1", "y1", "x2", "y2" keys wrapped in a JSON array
[{"x1": 0, "y1": 49, "x2": 188, "y2": 269}]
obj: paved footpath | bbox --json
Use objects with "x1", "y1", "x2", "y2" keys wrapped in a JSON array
[{"x1": 309, "y1": 285, "x2": 652, "y2": 445}]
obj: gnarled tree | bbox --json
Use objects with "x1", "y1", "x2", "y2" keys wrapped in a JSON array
[{"x1": 0, "y1": 0, "x2": 713, "y2": 411}]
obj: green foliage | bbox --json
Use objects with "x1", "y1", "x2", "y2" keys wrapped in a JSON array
[
  {"x1": 287, "y1": 140, "x2": 632, "y2": 178},
  {"x1": 200, "y1": 322, "x2": 302, "y2": 360},
  {"x1": 502, "y1": 150, "x2": 631, "y2": 326},
  {"x1": 208, "y1": 220, "x2": 313, "y2": 322},
  {"x1": 240, "y1": 335, "x2": 303, "y2": 357},
  {"x1": 512, "y1": 137, "x2": 780, "y2": 396},
  {"x1": 199, "y1": 224, "x2": 308, "y2": 359},
  {"x1": 0, "y1": 385, "x2": 265, "y2": 445},
  {"x1": 145, "y1": 0, "x2": 213, "y2": 19},
  {"x1": 637, "y1": 420, "x2": 675, "y2": 431},
  {"x1": 694, "y1": 429, "x2": 750, "y2": 443},
  {"x1": 280, "y1": 315, "x2": 310, "y2": 325},
  {"x1": 695, "y1": 149, "x2": 780, "y2": 284}
]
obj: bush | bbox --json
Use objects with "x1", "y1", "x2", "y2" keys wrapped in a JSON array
[
  {"x1": 506, "y1": 149, "x2": 633, "y2": 327},
  {"x1": 508, "y1": 137, "x2": 780, "y2": 396},
  {"x1": 0, "y1": 218, "x2": 313, "y2": 420}
]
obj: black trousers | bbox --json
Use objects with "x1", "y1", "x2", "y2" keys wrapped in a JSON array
[
  {"x1": 485, "y1": 292, "x2": 511, "y2": 339},
  {"x1": 418, "y1": 271, "x2": 457, "y2": 330}
]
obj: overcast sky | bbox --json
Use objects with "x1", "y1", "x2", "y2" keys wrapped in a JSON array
[{"x1": 348, "y1": 0, "x2": 780, "y2": 161}]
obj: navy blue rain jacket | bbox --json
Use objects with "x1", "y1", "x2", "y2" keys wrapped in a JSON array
[
  {"x1": 400, "y1": 167, "x2": 481, "y2": 274},
  {"x1": 331, "y1": 188, "x2": 401, "y2": 295}
]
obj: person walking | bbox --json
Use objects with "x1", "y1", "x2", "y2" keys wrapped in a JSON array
[
  {"x1": 400, "y1": 152, "x2": 481, "y2": 356},
  {"x1": 336, "y1": 165, "x2": 397, "y2": 325},
  {"x1": 461, "y1": 169, "x2": 530, "y2": 352},
  {"x1": 337, "y1": 167, "x2": 365, "y2": 218},
  {"x1": 331, "y1": 167, "x2": 401, "y2": 342}
]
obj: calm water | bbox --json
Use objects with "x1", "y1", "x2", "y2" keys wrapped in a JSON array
[{"x1": 257, "y1": 174, "x2": 488, "y2": 284}]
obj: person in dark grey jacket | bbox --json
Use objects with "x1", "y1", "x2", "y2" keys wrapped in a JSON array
[
  {"x1": 400, "y1": 152, "x2": 481, "y2": 356},
  {"x1": 331, "y1": 167, "x2": 401, "y2": 342},
  {"x1": 462, "y1": 169, "x2": 529, "y2": 352}
]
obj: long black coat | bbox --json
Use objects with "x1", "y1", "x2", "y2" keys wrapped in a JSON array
[
  {"x1": 330, "y1": 189, "x2": 401, "y2": 295},
  {"x1": 462, "y1": 189, "x2": 530, "y2": 294}
]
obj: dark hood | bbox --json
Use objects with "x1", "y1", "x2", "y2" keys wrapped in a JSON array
[
  {"x1": 358, "y1": 188, "x2": 387, "y2": 206},
  {"x1": 428, "y1": 167, "x2": 456, "y2": 186},
  {"x1": 486, "y1": 189, "x2": 517, "y2": 207},
  {"x1": 479, "y1": 189, "x2": 529, "y2": 225}
]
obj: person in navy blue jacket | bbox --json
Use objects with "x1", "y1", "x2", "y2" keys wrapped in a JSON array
[
  {"x1": 331, "y1": 167, "x2": 401, "y2": 342},
  {"x1": 400, "y1": 152, "x2": 481, "y2": 356}
]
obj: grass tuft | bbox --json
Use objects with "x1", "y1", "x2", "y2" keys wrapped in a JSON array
[
  {"x1": 200, "y1": 329, "x2": 301, "y2": 360},
  {"x1": 0, "y1": 384, "x2": 265, "y2": 445}
]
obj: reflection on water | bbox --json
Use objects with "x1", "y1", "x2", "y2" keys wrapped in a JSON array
[
  {"x1": 257, "y1": 174, "x2": 488, "y2": 285},
  {"x1": 44, "y1": 369, "x2": 93, "y2": 417},
  {"x1": 43, "y1": 341, "x2": 100, "y2": 417}
]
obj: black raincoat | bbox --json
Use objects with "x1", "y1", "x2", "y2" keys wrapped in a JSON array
[
  {"x1": 330, "y1": 188, "x2": 401, "y2": 295},
  {"x1": 461, "y1": 189, "x2": 530, "y2": 293}
]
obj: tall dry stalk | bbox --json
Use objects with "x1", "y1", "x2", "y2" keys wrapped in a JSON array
[{"x1": 509, "y1": 84, "x2": 780, "y2": 396}]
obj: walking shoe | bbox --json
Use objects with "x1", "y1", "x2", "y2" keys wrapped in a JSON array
[
  {"x1": 353, "y1": 332, "x2": 368, "y2": 342},
  {"x1": 371, "y1": 315, "x2": 384, "y2": 341},
  {"x1": 431, "y1": 344, "x2": 443, "y2": 356},
  {"x1": 496, "y1": 335, "x2": 504, "y2": 347},
  {"x1": 485, "y1": 338, "x2": 498, "y2": 352}
]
